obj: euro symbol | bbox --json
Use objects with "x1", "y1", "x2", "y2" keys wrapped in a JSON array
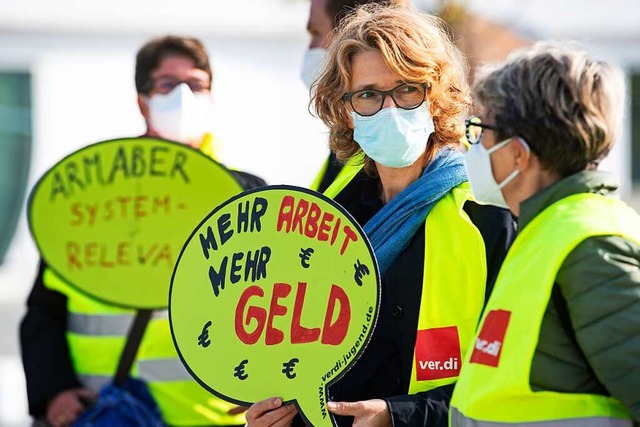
[
  {"x1": 234, "y1": 359, "x2": 249, "y2": 380},
  {"x1": 282, "y1": 358, "x2": 299, "y2": 379},
  {"x1": 299, "y1": 247, "x2": 314, "y2": 268},
  {"x1": 353, "y1": 259, "x2": 370, "y2": 286},
  {"x1": 198, "y1": 321, "x2": 212, "y2": 348}
]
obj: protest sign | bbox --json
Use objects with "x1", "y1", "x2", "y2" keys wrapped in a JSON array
[
  {"x1": 170, "y1": 186, "x2": 380, "y2": 427},
  {"x1": 28, "y1": 137, "x2": 242, "y2": 308}
]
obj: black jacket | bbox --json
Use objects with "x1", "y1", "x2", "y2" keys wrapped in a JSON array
[{"x1": 329, "y1": 171, "x2": 515, "y2": 427}]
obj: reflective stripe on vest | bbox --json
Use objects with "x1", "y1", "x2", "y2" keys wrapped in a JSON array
[
  {"x1": 451, "y1": 193, "x2": 639, "y2": 425},
  {"x1": 78, "y1": 357, "x2": 191, "y2": 390},
  {"x1": 326, "y1": 171, "x2": 486, "y2": 394},
  {"x1": 137, "y1": 357, "x2": 192, "y2": 381},
  {"x1": 68, "y1": 313, "x2": 133, "y2": 336},
  {"x1": 450, "y1": 407, "x2": 631, "y2": 427},
  {"x1": 67, "y1": 311, "x2": 168, "y2": 336},
  {"x1": 42, "y1": 268, "x2": 246, "y2": 426}
]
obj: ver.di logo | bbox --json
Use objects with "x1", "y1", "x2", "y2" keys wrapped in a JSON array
[
  {"x1": 414, "y1": 326, "x2": 461, "y2": 381},
  {"x1": 470, "y1": 309, "x2": 511, "y2": 367}
]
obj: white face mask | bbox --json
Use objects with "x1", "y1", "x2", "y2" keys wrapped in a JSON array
[
  {"x1": 300, "y1": 48, "x2": 328, "y2": 94},
  {"x1": 147, "y1": 83, "x2": 212, "y2": 145},
  {"x1": 464, "y1": 137, "x2": 530, "y2": 209},
  {"x1": 351, "y1": 103, "x2": 434, "y2": 168}
]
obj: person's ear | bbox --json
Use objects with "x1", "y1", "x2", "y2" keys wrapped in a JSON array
[
  {"x1": 347, "y1": 114, "x2": 354, "y2": 130},
  {"x1": 514, "y1": 137, "x2": 532, "y2": 172},
  {"x1": 137, "y1": 94, "x2": 150, "y2": 122},
  {"x1": 345, "y1": 104, "x2": 355, "y2": 130}
]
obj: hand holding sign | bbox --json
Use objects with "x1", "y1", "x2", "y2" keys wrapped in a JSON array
[
  {"x1": 28, "y1": 138, "x2": 242, "y2": 308},
  {"x1": 170, "y1": 186, "x2": 381, "y2": 427}
]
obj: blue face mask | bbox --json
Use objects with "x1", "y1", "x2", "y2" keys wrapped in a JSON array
[{"x1": 351, "y1": 102, "x2": 434, "y2": 168}]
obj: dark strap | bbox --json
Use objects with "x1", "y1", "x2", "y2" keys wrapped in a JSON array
[{"x1": 114, "y1": 309, "x2": 153, "y2": 387}]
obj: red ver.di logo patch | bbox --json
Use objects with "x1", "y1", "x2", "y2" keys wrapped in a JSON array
[
  {"x1": 470, "y1": 309, "x2": 511, "y2": 367},
  {"x1": 414, "y1": 326, "x2": 461, "y2": 381}
]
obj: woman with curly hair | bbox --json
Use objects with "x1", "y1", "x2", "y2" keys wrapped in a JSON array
[{"x1": 246, "y1": 5, "x2": 514, "y2": 426}]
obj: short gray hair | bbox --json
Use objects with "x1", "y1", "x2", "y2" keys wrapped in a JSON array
[{"x1": 473, "y1": 42, "x2": 625, "y2": 176}]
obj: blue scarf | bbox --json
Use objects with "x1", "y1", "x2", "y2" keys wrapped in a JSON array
[{"x1": 363, "y1": 148, "x2": 467, "y2": 277}]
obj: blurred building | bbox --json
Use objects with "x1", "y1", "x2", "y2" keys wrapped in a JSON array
[
  {"x1": 419, "y1": 0, "x2": 640, "y2": 208},
  {"x1": 433, "y1": 1, "x2": 532, "y2": 83}
]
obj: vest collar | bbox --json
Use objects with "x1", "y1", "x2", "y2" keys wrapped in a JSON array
[{"x1": 518, "y1": 170, "x2": 619, "y2": 231}]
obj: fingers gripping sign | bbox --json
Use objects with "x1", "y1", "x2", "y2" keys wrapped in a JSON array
[
  {"x1": 246, "y1": 398, "x2": 298, "y2": 427},
  {"x1": 170, "y1": 186, "x2": 381, "y2": 427},
  {"x1": 327, "y1": 400, "x2": 391, "y2": 427}
]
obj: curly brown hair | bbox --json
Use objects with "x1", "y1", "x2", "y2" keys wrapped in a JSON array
[{"x1": 313, "y1": 4, "x2": 471, "y2": 174}]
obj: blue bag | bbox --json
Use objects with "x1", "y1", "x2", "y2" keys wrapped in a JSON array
[{"x1": 72, "y1": 378, "x2": 165, "y2": 427}]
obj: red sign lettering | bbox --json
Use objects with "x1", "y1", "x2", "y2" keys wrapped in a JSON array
[
  {"x1": 234, "y1": 282, "x2": 351, "y2": 346},
  {"x1": 276, "y1": 196, "x2": 358, "y2": 255}
]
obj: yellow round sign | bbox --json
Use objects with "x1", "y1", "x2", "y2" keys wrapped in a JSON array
[
  {"x1": 170, "y1": 186, "x2": 380, "y2": 427},
  {"x1": 28, "y1": 137, "x2": 243, "y2": 308}
]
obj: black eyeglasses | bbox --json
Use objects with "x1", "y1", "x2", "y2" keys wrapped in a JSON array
[
  {"x1": 465, "y1": 116, "x2": 501, "y2": 145},
  {"x1": 342, "y1": 83, "x2": 429, "y2": 117},
  {"x1": 144, "y1": 76, "x2": 211, "y2": 95}
]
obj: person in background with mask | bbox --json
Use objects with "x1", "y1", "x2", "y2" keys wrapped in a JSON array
[
  {"x1": 20, "y1": 35, "x2": 262, "y2": 427},
  {"x1": 451, "y1": 43, "x2": 640, "y2": 426},
  {"x1": 137, "y1": 35, "x2": 215, "y2": 150},
  {"x1": 246, "y1": 5, "x2": 515, "y2": 426},
  {"x1": 302, "y1": 0, "x2": 409, "y2": 194},
  {"x1": 136, "y1": 35, "x2": 265, "y2": 188}
]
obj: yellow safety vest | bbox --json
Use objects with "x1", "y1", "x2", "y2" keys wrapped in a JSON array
[
  {"x1": 311, "y1": 152, "x2": 364, "y2": 194},
  {"x1": 42, "y1": 135, "x2": 244, "y2": 426},
  {"x1": 326, "y1": 168, "x2": 487, "y2": 393},
  {"x1": 451, "y1": 193, "x2": 640, "y2": 426},
  {"x1": 198, "y1": 133, "x2": 221, "y2": 163}
]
